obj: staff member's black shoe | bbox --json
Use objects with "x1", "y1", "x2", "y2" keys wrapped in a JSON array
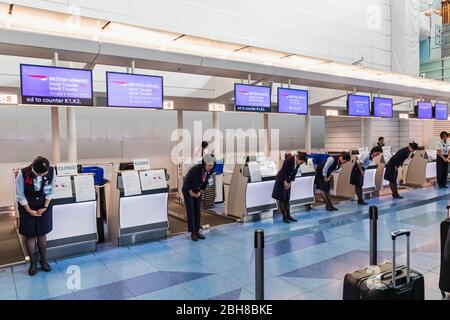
[
  {"x1": 40, "y1": 260, "x2": 52, "y2": 272},
  {"x1": 28, "y1": 262, "x2": 37, "y2": 276},
  {"x1": 325, "y1": 206, "x2": 334, "y2": 212},
  {"x1": 331, "y1": 206, "x2": 339, "y2": 211},
  {"x1": 191, "y1": 233, "x2": 199, "y2": 241},
  {"x1": 393, "y1": 194, "x2": 404, "y2": 199},
  {"x1": 358, "y1": 200, "x2": 368, "y2": 205},
  {"x1": 196, "y1": 233, "x2": 206, "y2": 240},
  {"x1": 287, "y1": 216, "x2": 297, "y2": 222}
]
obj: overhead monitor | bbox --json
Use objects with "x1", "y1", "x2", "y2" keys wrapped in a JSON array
[
  {"x1": 106, "y1": 72, "x2": 163, "y2": 109},
  {"x1": 234, "y1": 83, "x2": 271, "y2": 112},
  {"x1": 434, "y1": 103, "x2": 448, "y2": 120},
  {"x1": 347, "y1": 94, "x2": 371, "y2": 117},
  {"x1": 372, "y1": 97, "x2": 393, "y2": 118},
  {"x1": 416, "y1": 101, "x2": 433, "y2": 119},
  {"x1": 277, "y1": 88, "x2": 308, "y2": 115},
  {"x1": 20, "y1": 64, "x2": 93, "y2": 106}
]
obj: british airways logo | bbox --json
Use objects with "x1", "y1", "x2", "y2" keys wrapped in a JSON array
[
  {"x1": 27, "y1": 74, "x2": 48, "y2": 81},
  {"x1": 112, "y1": 81, "x2": 129, "y2": 87}
]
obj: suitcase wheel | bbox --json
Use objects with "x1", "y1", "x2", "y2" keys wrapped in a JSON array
[{"x1": 441, "y1": 291, "x2": 447, "y2": 299}]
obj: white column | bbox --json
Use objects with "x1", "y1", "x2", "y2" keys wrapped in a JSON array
[
  {"x1": 51, "y1": 52, "x2": 61, "y2": 163},
  {"x1": 66, "y1": 107, "x2": 77, "y2": 162},
  {"x1": 305, "y1": 112, "x2": 312, "y2": 153}
]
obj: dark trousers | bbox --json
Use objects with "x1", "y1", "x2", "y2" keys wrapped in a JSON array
[
  {"x1": 184, "y1": 193, "x2": 201, "y2": 234},
  {"x1": 355, "y1": 186, "x2": 363, "y2": 202},
  {"x1": 437, "y1": 156, "x2": 449, "y2": 187}
]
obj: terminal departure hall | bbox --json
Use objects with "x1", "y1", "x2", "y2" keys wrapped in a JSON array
[{"x1": 0, "y1": 0, "x2": 450, "y2": 305}]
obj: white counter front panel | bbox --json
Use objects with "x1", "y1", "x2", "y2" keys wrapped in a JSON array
[
  {"x1": 47, "y1": 201, "x2": 97, "y2": 241},
  {"x1": 363, "y1": 169, "x2": 377, "y2": 190},
  {"x1": 426, "y1": 162, "x2": 436, "y2": 179},
  {"x1": 291, "y1": 176, "x2": 315, "y2": 201},
  {"x1": 383, "y1": 168, "x2": 390, "y2": 186},
  {"x1": 120, "y1": 193, "x2": 168, "y2": 229},
  {"x1": 246, "y1": 180, "x2": 276, "y2": 211}
]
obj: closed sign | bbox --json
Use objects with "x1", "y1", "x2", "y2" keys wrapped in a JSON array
[
  {"x1": 57, "y1": 163, "x2": 78, "y2": 176},
  {"x1": 133, "y1": 159, "x2": 150, "y2": 171}
]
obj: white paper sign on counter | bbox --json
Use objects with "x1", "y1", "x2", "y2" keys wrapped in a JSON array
[
  {"x1": 248, "y1": 161, "x2": 262, "y2": 182},
  {"x1": 74, "y1": 175, "x2": 96, "y2": 202},
  {"x1": 139, "y1": 170, "x2": 167, "y2": 191},
  {"x1": 56, "y1": 163, "x2": 78, "y2": 176},
  {"x1": 53, "y1": 176, "x2": 73, "y2": 199},
  {"x1": 133, "y1": 159, "x2": 150, "y2": 171},
  {"x1": 122, "y1": 171, "x2": 142, "y2": 196}
]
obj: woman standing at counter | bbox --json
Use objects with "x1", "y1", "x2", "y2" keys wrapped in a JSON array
[
  {"x1": 436, "y1": 131, "x2": 450, "y2": 189},
  {"x1": 315, "y1": 152, "x2": 351, "y2": 211},
  {"x1": 350, "y1": 146, "x2": 383, "y2": 205},
  {"x1": 16, "y1": 156, "x2": 55, "y2": 276},
  {"x1": 384, "y1": 142, "x2": 419, "y2": 199},
  {"x1": 182, "y1": 154, "x2": 216, "y2": 241},
  {"x1": 377, "y1": 137, "x2": 385, "y2": 152},
  {"x1": 272, "y1": 151, "x2": 308, "y2": 223}
]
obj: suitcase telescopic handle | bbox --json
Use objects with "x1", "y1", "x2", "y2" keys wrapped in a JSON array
[
  {"x1": 391, "y1": 229, "x2": 411, "y2": 288},
  {"x1": 447, "y1": 205, "x2": 450, "y2": 219}
]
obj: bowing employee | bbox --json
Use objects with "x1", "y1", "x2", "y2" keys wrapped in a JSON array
[
  {"x1": 315, "y1": 152, "x2": 351, "y2": 211},
  {"x1": 182, "y1": 154, "x2": 216, "y2": 241},
  {"x1": 272, "y1": 151, "x2": 308, "y2": 223},
  {"x1": 436, "y1": 131, "x2": 450, "y2": 188},
  {"x1": 350, "y1": 146, "x2": 383, "y2": 205},
  {"x1": 384, "y1": 142, "x2": 418, "y2": 198},
  {"x1": 16, "y1": 156, "x2": 56, "y2": 276},
  {"x1": 377, "y1": 137, "x2": 385, "y2": 151}
]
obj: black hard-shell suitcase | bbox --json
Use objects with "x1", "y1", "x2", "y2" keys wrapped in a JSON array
[
  {"x1": 439, "y1": 206, "x2": 450, "y2": 297},
  {"x1": 343, "y1": 210, "x2": 424, "y2": 300}
]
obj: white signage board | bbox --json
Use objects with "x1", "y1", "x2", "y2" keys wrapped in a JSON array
[
  {"x1": 248, "y1": 161, "x2": 262, "y2": 182},
  {"x1": 74, "y1": 175, "x2": 96, "y2": 202},
  {"x1": 140, "y1": 169, "x2": 167, "y2": 191},
  {"x1": 0, "y1": 94, "x2": 18, "y2": 105},
  {"x1": 56, "y1": 163, "x2": 78, "y2": 176},
  {"x1": 163, "y1": 100, "x2": 174, "y2": 110},
  {"x1": 208, "y1": 103, "x2": 226, "y2": 112},
  {"x1": 133, "y1": 159, "x2": 150, "y2": 171},
  {"x1": 53, "y1": 176, "x2": 73, "y2": 199},
  {"x1": 121, "y1": 170, "x2": 142, "y2": 196}
]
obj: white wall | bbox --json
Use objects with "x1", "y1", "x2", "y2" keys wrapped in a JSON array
[{"x1": 3, "y1": 0, "x2": 392, "y2": 70}]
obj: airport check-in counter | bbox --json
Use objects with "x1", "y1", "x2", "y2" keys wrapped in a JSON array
[
  {"x1": 330, "y1": 154, "x2": 378, "y2": 199},
  {"x1": 108, "y1": 168, "x2": 169, "y2": 246},
  {"x1": 225, "y1": 158, "x2": 315, "y2": 221},
  {"x1": 47, "y1": 173, "x2": 97, "y2": 259},
  {"x1": 401, "y1": 150, "x2": 436, "y2": 187}
]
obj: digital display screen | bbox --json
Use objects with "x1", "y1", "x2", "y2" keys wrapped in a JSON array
[
  {"x1": 347, "y1": 94, "x2": 371, "y2": 117},
  {"x1": 277, "y1": 88, "x2": 308, "y2": 114},
  {"x1": 434, "y1": 103, "x2": 448, "y2": 120},
  {"x1": 373, "y1": 97, "x2": 393, "y2": 118},
  {"x1": 235, "y1": 83, "x2": 271, "y2": 112},
  {"x1": 417, "y1": 102, "x2": 433, "y2": 119},
  {"x1": 20, "y1": 64, "x2": 93, "y2": 106},
  {"x1": 106, "y1": 72, "x2": 163, "y2": 109}
]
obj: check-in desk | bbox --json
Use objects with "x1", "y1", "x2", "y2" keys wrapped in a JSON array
[
  {"x1": 108, "y1": 169, "x2": 169, "y2": 246},
  {"x1": 47, "y1": 174, "x2": 97, "y2": 259},
  {"x1": 401, "y1": 150, "x2": 434, "y2": 187},
  {"x1": 225, "y1": 161, "x2": 315, "y2": 221},
  {"x1": 330, "y1": 155, "x2": 378, "y2": 199}
]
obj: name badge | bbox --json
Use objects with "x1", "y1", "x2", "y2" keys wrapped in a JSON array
[{"x1": 43, "y1": 185, "x2": 52, "y2": 195}]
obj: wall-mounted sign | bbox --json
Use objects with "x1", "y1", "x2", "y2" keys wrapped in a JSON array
[
  {"x1": 208, "y1": 103, "x2": 226, "y2": 112},
  {"x1": 163, "y1": 100, "x2": 174, "y2": 110},
  {"x1": 326, "y1": 109, "x2": 339, "y2": 117},
  {"x1": 56, "y1": 163, "x2": 78, "y2": 176},
  {"x1": 399, "y1": 113, "x2": 409, "y2": 119},
  {"x1": 0, "y1": 94, "x2": 18, "y2": 105},
  {"x1": 133, "y1": 159, "x2": 150, "y2": 171}
]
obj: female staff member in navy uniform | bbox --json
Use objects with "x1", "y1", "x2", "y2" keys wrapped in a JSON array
[
  {"x1": 436, "y1": 131, "x2": 450, "y2": 188},
  {"x1": 315, "y1": 152, "x2": 351, "y2": 211},
  {"x1": 182, "y1": 154, "x2": 216, "y2": 241},
  {"x1": 384, "y1": 142, "x2": 418, "y2": 198},
  {"x1": 350, "y1": 146, "x2": 382, "y2": 205},
  {"x1": 16, "y1": 156, "x2": 56, "y2": 276},
  {"x1": 272, "y1": 151, "x2": 308, "y2": 223}
]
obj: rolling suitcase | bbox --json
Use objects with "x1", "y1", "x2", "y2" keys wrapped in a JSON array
[
  {"x1": 344, "y1": 229, "x2": 424, "y2": 300},
  {"x1": 439, "y1": 206, "x2": 450, "y2": 297}
]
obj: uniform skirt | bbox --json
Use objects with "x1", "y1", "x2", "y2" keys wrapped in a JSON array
[
  {"x1": 315, "y1": 173, "x2": 331, "y2": 193},
  {"x1": 18, "y1": 203, "x2": 53, "y2": 237},
  {"x1": 350, "y1": 164, "x2": 365, "y2": 187},
  {"x1": 272, "y1": 180, "x2": 291, "y2": 203},
  {"x1": 383, "y1": 164, "x2": 398, "y2": 184}
]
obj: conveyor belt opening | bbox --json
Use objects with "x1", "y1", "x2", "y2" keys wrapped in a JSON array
[{"x1": 0, "y1": 211, "x2": 26, "y2": 267}]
